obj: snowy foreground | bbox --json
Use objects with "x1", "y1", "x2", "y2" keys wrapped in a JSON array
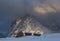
[{"x1": 0, "y1": 33, "x2": 60, "y2": 41}]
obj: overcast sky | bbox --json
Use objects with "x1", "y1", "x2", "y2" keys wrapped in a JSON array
[{"x1": 0, "y1": 0, "x2": 60, "y2": 37}]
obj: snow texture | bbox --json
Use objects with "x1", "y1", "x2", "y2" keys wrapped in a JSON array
[{"x1": 0, "y1": 33, "x2": 60, "y2": 41}]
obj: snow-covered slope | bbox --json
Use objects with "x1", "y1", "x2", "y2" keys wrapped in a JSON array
[
  {"x1": 0, "y1": 33, "x2": 60, "y2": 41},
  {"x1": 8, "y1": 15, "x2": 52, "y2": 37}
]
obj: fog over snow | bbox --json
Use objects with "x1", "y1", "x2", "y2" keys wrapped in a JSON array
[{"x1": 0, "y1": 0, "x2": 60, "y2": 37}]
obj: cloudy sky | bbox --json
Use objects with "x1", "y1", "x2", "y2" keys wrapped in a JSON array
[{"x1": 0, "y1": 0, "x2": 60, "y2": 37}]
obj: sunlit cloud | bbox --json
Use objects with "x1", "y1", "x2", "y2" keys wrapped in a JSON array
[
  {"x1": 27, "y1": 0, "x2": 60, "y2": 15},
  {"x1": 34, "y1": 7, "x2": 47, "y2": 14},
  {"x1": 33, "y1": 3, "x2": 56, "y2": 14}
]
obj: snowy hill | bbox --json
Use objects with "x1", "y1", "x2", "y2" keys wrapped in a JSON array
[
  {"x1": 8, "y1": 15, "x2": 52, "y2": 37},
  {"x1": 0, "y1": 33, "x2": 60, "y2": 41}
]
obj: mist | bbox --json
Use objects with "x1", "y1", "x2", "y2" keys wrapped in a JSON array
[{"x1": 0, "y1": 0, "x2": 60, "y2": 37}]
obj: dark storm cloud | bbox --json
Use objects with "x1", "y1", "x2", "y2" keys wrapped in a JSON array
[{"x1": 0, "y1": 0, "x2": 26, "y2": 34}]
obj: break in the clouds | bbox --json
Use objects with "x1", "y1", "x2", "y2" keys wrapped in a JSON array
[
  {"x1": 26, "y1": 0, "x2": 60, "y2": 15},
  {"x1": 33, "y1": 4, "x2": 56, "y2": 14}
]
